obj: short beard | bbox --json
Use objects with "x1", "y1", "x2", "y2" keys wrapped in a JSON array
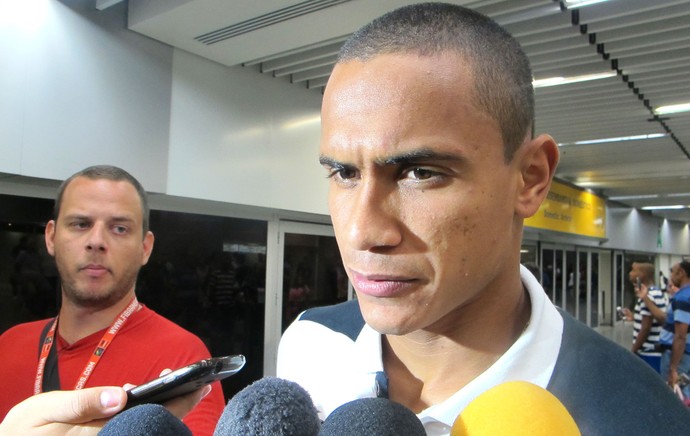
[
  {"x1": 62, "y1": 285, "x2": 132, "y2": 310},
  {"x1": 60, "y1": 271, "x2": 139, "y2": 311}
]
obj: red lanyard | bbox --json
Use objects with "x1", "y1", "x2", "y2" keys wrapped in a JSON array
[{"x1": 34, "y1": 297, "x2": 141, "y2": 394}]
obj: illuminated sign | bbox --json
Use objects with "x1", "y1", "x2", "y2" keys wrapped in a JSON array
[{"x1": 525, "y1": 180, "x2": 606, "y2": 238}]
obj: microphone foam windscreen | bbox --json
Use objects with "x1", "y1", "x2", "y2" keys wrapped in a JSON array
[
  {"x1": 451, "y1": 381, "x2": 580, "y2": 436},
  {"x1": 213, "y1": 376, "x2": 320, "y2": 436},
  {"x1": 319, "y1": 397, "x2": 426, "y2": 436},
  {"x1": 98, "y1": 403, "x2": 191, "y2": 436}
]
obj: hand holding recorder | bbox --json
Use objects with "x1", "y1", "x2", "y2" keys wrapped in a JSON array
[
  {"x1": 126, "y1": 355, "x2": 246, "y2": 409},
  {"x1": 0, "y1": 355, "x2": 245, "y2": 436}
]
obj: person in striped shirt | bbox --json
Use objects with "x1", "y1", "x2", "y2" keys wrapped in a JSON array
[{"x1": 629, "y1": 262, "x2": 667, "y2": 354}]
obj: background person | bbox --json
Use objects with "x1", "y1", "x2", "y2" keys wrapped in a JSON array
[
  {"x1": 629, "y1": 262, "x2": 666, "y2": 354},
  {"x1": 661, "y1": 260, "x2": 690, "y2": 398},
  {"x1": 0, "y1": 165, "x2": 224, "y2": 435}
]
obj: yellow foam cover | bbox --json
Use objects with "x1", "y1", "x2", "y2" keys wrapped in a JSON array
[{"x1": 451, "y1": 381, "x2": 581, "y2": 436}]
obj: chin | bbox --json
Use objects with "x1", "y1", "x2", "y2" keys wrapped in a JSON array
[
  {"x1": 360, "y1": 305, "x2": 418, "y2": 336},
  {"x1": 66, "y1": 288, "x2": 123, "y2": 309},
  {"x1": 365, "y1": 304, "x2": 463, "y2": 337},
  {"x1": 366, "y1": 321, "x2": 408, "y2": 336}
]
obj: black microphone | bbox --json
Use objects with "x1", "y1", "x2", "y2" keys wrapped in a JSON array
[
  {"x1": 319, "y1": 397, "x2": 426, "y2": 436},
  {"x1": 213, "y1": 376, "x2": 321, "y2": 436},
  {"x1": 98, "y1": 403, "x2": 191, "y2": 436}
]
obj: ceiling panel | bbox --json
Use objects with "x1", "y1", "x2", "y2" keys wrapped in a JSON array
[{"x1": 126, "y1": 0, "x2": 690, "y2": 223}]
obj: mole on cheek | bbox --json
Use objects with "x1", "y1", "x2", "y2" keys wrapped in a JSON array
[{"x1": 460, "y1": 215, "x2": 477, "y2": 236}]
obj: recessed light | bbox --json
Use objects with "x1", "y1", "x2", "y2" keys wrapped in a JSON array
[
  {"x1": 642, "y1": 205, "x2": 689, "y2": 211},
  {"x1": 559, "y1": 133, "x2": 667, "y2": 146},
  {"x1": 609, "y1": 194, "x2": 659, "y2": 201},
  {"x1": 533, "y1": 72, "x2": 615, "y2": 88},
  {"x1": 655, "y1": 103, "x2": 690, "y2": 115},
  {"x1": 564, "y1": 0, "x2": 611, "y2": 8}
]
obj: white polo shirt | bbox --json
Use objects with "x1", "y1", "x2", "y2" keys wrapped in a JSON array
[{"x1": 277, "y1": 265, "x2": 563, "y2": 435}]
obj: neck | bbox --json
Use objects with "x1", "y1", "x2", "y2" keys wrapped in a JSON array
[
  {"x1": 383, "y1": 275, "x2": 531, "y2": 412},
  {"x1": 57, "y1": 292, "x2": 136, "y2": 345}
]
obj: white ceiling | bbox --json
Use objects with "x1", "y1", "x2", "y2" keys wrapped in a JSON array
[{"x1": 126, "y1": 0, "x2": 690, "y2": 224}]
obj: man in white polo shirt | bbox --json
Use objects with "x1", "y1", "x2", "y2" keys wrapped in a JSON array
[{"x1": 277, "y1": 3, "x2": 690, "y2": 435}]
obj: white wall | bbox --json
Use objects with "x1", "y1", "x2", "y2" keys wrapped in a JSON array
[
  {"x1": 166, "y1": 49, "x2": 328, "y2": 215},
  {"x1": 602, "y1": 207, "x2": 690, "y2": 255},
  {"x1": 0, "y1": 0, "x2": 688, "y2": 248},
  {"x1": 660, "y1": 219, "x2": 690, "y2": 254},
  {"x1": 0, "y1": 0, "x2": 172, "y2": 192},
  {"x1": 0, "y1": 0, "x2": 329, "y2": 215}
]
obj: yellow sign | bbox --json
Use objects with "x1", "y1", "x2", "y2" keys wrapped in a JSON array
[{"x1": 525, "y1": 180, "x2": 606, "y2": 239}]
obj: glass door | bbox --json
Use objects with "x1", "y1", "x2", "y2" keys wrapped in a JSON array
[
  {"x1": 598, "y1": 250, "x2": 613, "y2": 326},
  {"x1": 575, "y1": 249, "x2": 599, "y2": 327},
  {"x1": 613, "y1": 251, "x2": 625, "y2": 317},
  {"x1": 540, "y1": 244, "x2": 575, "y2": 313},
  {"x1": 540, "y1": 244, "x2": 605, "y2": 327},
  {"x1": 263, "y1": 220, "x2": 349, "y2": 375}
]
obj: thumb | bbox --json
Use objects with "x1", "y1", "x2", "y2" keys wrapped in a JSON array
[{"x1": 13, "y1": 387, "x2": 126, "y2": 425}]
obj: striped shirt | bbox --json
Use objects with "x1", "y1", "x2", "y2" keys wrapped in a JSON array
[
  {"x1": 633, "y1": 286, "x2": 666, "y2": 351},
  {"x1": 661, "y1": 284, "x2": 690, "y2": 354}
]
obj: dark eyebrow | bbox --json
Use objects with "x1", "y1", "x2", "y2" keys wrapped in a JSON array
[
  {"x1": 379, "y1": 148, "x2": 463, "y2": 166},
  {"x1": 318, "y1": 155, "x2": 341, "y2": 168},
  {"x1": 319, "y1": 148, "x2": 464, "y2": 170},
  {"x1": 111, "y1": 216, "x2": 136, "y2": 224},
  {"x1": 62, "y1": 213, "x2": 135, "y2": 224},
  {"x1": 62, "y1": 214, "x2": 91, "y2": 222}
]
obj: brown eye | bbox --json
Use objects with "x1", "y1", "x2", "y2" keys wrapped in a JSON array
[
  {"x1": 337, "y1": 167, "x2": 358, "y2": 180},
  {"x1": 409, "y1": 168, "x2": 435, "y2": 180},
  {"x1": 70, "y1": 221, "x2": 90, "y2": 229},
  {"x1": 327, "y1": 166, "x2": 358, "y2": 181}
]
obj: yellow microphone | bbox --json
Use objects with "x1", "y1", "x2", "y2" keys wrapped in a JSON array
[{"x1": 451, "y1": 381, "x2": 580, "y2": 436}]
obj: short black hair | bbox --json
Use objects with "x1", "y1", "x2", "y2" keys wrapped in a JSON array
[
  {"x1": 337, "y1": 2, "x2": 534, "y2": 161},
  {"x1": 53, "y1": 165, "x2": 150, "y2": 235},
  {"x1": 633, "y1": 262, "x2": 655, "y2": 281},
  {"x1": 680, "y1": 259, "x2": 690, "y2": 278}
]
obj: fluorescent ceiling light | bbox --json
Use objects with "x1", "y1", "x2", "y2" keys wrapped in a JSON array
[
  {"x1": 559, "y1": 133, "x2": 667, "y2": 146},
  {"x1": 533, "y1": 72, "x2": 616, "y2": 88},
  {"x1": 574, "y1": 179, "x2": 602, "y2": 188},
  {"x1": 609, "y1": 194, "x2": 659, "y2": 201},
  {"x1": 655, "y1": 103, "x2": 690, "y2": 115},
  {"x1": 642, "y1": 205, "x2": 689, "y2": 211},
  {"x1": 564, "y1": 0, "x2": 611, "y2": 8},
  {"x1": 610, "y1": 194, "x2": 690, "y2": 201}
]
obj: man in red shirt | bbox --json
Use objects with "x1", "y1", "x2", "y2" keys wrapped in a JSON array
[{"x1": 0, "y1": 165, "x2": 225, "y2": 435}]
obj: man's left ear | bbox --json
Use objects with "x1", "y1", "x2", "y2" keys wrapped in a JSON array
[{"x1": 515, "y1": 134, "x2": 560, "y2": 218}]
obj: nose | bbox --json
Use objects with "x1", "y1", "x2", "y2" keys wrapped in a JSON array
[
  {"x1": 86, "y1": 223, "x2": 107, "y2": 252},
  {"x1": 339, "y1": 181, "x2": 402, "y2": 251}
]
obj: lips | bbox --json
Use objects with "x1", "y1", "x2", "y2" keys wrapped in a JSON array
[
  {"x1": 81, "y1": 264, "x2": 109, "y2": 278},
  {"x1": 350, "y1": 270, "x2": 417, "y2": 298}
]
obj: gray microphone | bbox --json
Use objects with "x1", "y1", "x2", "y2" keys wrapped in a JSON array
[
  {"x1": 319, "y1": 397, "x2": 426, "y2": 435},
  {"x1": 98, "y1": 403, "x2": 191, "y2": 436},
  {"x1": 213, "y1": 377, "x2": 321, "y2": 436}
]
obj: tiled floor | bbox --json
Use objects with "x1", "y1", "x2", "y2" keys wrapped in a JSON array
[{"x1": 594, "y1": 320, "x2": 634, "y2": 349}]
